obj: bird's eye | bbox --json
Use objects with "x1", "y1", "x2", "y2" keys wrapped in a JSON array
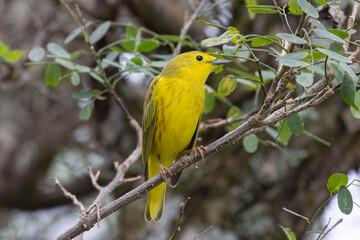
[{"x1": 196, "y1": 55, "x2": 203, "y2": 61}]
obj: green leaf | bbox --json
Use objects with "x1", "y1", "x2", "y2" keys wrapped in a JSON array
[
  {"x1": 223, "y1": 44, "x2": 238, "y2": 55},
  {"x1": 279, "y1": 59, "x2": 309, "y2": 67},
  {"x1": 314, "y1": 0, "x2": 327, "y2": 6},
  {"x1": 71, "y1": 73, "x2": 80, "y2": 86},
  {"x1": 286, "y1": 114, "x2": 304, "y2": 136},
  {"x1": 278, "y1": 52, "x2": 309, "y2": 67},
  {"x1": 277, "y1": 120, "x2": 292, "y2": 145},
  {"x1": 276, "y1": 33, "x2": 307, "y2": 44},
  {"x1": 350, "y1": 90, "x2": 360, "y2": 119},
  {"x1": 45, "y1": 63, "x2": 61, "y2": 87},
  {"x1": 297, "y1": 0, "x2": 319, "y2": 18},
  {"x1": 327, "y1": 173, "x2": 348, "y2": 193},
  {"x1": 317, "y1": 48, "x2": 351, "y2": 63},
  {"x1": 137, "y1": 40, "x2": 159, "y2": 53},
  {"x1": 65, "y1": 22, "x2": 93, "y2": 44},
  {"x1": 339, "y1": 62, "x2": 358, "y2": 82},
  {"x1": 72, "y1": 89, "x2": 100, "y2": 99},
  {"x1": 47, "y1": 43, "x2": 71, "y2": 59},
  {"x1": 131, "y1": 57, "x2": 143, "y2": 65},
  {"x1": 247, "y1": 5, "x2": 279, "y2": 14},
  {"x1": 226, "y1": 107, "x2": 242, "y2": 132},
  {"x1": 89, "y1": 21, "x2": 111, "y2": 44},
  {"x1": 243, "y1": 134, "x2": 259, "y2": 153},
  {"x1": 55, "y1": 58, "x2": 91, "y2": 73},
  {"x1": 280, "y1": 226, "x2": 297, "y2": 240},
  {"x1": 329, "y1": 42, "x2": 344, "y2": 54},
  {"x1": 296, "y1": 72, "x2": 313, "y2": 87},
  {"x1": 289, "y1": 0, "x2": 303, "y2": 15},
  {"x1": 312, "y1": 29, "x2": 346, "y2": 44},
  {"x1": 303, "y1": 49, "x2": 326, "y2": 61},
  {"x1": 28, "y1": 47, "x2": 45, "y2": 61},
  {"x1": 72, "y1": 91, "x2": 94, "y2": 99},
  {"x1": 201, "y1": 34, "x2": 238, "y2": 47},
  {"x1": 328, "y1": 29, "x2": 349, "y2": 39},
  {"x1": 330, "y1": 63, "x2": 344, "y2": 83},
  {"x1": 341, "y1": 74, "x2": 357, "y2": 109},
  {"x1": 89, "y1": 71, "x2": 105, "y2": 83},
  {"x1": 218, "y1": 76, "x2": 237, "y2": 97},
  {"x1": 204, "y1": 88, "x2": 215, "y2": 114},
  {"x1": 278, "y1": 52, "x2": 308, "y2": 61},
  {"x1": 248, "y1": 35, "x2": 279, "y2": 47},
  {"x1": 3, "y1": 50, "x2": 25, "y2": 63},
  {"x1": 338, "y1": 186, "x2": 353, "y2": 215},
  {"x1": 79, "y1": 103, "x2": 92, "y2": 120},
  {"x1": 122, "y1": 25, "x2": 138, "y2": 51}
]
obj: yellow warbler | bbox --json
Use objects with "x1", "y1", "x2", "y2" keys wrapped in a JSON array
[{"x1": 142, "y1": 51, "x2": 230, "y2": 222}]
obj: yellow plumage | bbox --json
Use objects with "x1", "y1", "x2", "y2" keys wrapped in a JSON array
[{"x1": 142, "y1": 51, "x2": 229, "y2": 222}]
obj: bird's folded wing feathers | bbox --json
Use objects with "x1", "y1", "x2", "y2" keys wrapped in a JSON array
[{"x1": 142, "y1": 77, "x2": 160, "y2": 180}]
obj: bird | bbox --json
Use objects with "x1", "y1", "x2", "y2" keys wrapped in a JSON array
[{"x1": 142, "y1": 51, "x2": 230, "y2": 222}]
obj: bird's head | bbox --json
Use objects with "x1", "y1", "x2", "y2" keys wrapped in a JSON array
[{"x1": 160, "y1": 51, "x2": 230, "y2": 81}]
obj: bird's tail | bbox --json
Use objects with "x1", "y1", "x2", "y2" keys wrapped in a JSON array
[
  {"x1": 145, "y1": 182, "x2": 166, "y2": 222},
  {"x1": 144, "y1": 154, "x2": 166, "y2": 222}
]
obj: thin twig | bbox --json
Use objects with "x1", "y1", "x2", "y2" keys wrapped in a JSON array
[
  {"x1": 343, "y1": 1, "x2": 360, "y2": 52},
  {"x1": 318, "y1": 219, "x2": 343, "y2": 240},
  {"x1": 88, "y1": 166, "x2": 102, "y2": 191},
  {"x1": 50, "y1": 177, "x2": 86, "y2": 218},
  {"x1": 169, "y1": 197, "x2": 190, "y2": 240},
  {"x1": 193, "y1": 225, "x2": 214, "y2": 240},
  {"x1": 173, "y1": 0, "x2": 207, "y2": 55},
  {"x1": 200, "y1": 108, "x2": 258, "y2": 131}
]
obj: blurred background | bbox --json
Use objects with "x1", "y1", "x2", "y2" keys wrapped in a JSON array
[{"x1": 0, "y1": 0, "x2": 359, "y2": 239}]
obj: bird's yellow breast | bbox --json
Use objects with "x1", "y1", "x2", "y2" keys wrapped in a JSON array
[{"x1": 152, "y1": 77, "x2": 204, "y2": 164}]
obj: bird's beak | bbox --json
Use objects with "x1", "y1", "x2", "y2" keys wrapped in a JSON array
[{"x1": 208, "y1": 59, "x2": 232, "y2": 65}]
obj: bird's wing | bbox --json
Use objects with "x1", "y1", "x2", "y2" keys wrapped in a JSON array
[{"x1": 142, "y1": 76, "x2": 160, "y2": 180}]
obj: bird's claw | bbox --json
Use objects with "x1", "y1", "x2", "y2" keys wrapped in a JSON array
[
  {"x1": 179, "y1": 145, "x2": 206, "y2": 167},
  {"x1": 159, "y1": 164, "x2": 172, "y2": 182}
]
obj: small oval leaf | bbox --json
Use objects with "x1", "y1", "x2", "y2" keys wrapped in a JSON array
[
  {"x1": 45, "y1": 63, "x2": 62, "y2": 87},
  {"x1": 341, "y1": 74, "x2": 357, "y2": 109},
  {"x1": 28, "y1": 47, "x2": 45, "y2": 61},
  {"x1": 79, "y1": 103, "x2": 92, "y2": 120},
  {"x1": 338, "y1": 186, "x2": 353, "y2": 215},
  {"x1": 201, "y1": 34, "x2": 238, "y2": 47},
  {"x1": 243, "y1": 134, "x2": 259, "y2": 153},
  {"x1": 137, "y1": 40, "x2": 159, "y2": 53},
  {"x1": 339, "y1": 62, "x2": 358, "y2": 82},
  {"x1": 296, "y1": 72, "x2": 313, "y2": 87},
  {"x1": 317, "y1": 48, "x2": 351, "y2": 63},
  {"x1": 71, "y1": 73, "x2": 80, "y2": 86},
  {"x1": 204, "y1": 89, "x2": 215, "y2": 114},
  {"x1": 350, "y1": 90, "x2": 360, "y2": 119},
  {"x1": 289, "y1": 0, "x2": 303, "y2": 15},
  {"x1": 279, "y1": 59, "x2": 309, "y2": 67},
  {"x1": 276, "y1": 33, "x2": 307, "y2": 44},
  {"x1": 297, "y1": 0, "x2": 319, "y2": 18},
  {"x1": 327, "y1": 173, "x2": 348, "y2": 193},
  {"x1": 277, "y1": 120, "x2": 292, "y2": 145},
  {"x1": 313, "y1": 29, "x2": 346, "y2": 44},
  {"x1": 286, "y1": 114, "x2": 304, "y2": 136},
  {"x1": 47, "y1": 43, "x2": 71, "y2": 59},
  {"x1": 218, "y1": 76, "x2": 237, "y2": 97},
  {"x1": 89, "y1": 21, "x2": 111, "y2": 44},
  {"x1": 226, "y1": 107, "x2": 242, "y2": 132}
]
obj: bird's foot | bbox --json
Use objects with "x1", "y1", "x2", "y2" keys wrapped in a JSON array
[
  {"x1": 159, "y1": 164, "x2": 172, "y2": 182},
  {"x1": 179, "y1": 145, "x2": 206, "y2": 168}
]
